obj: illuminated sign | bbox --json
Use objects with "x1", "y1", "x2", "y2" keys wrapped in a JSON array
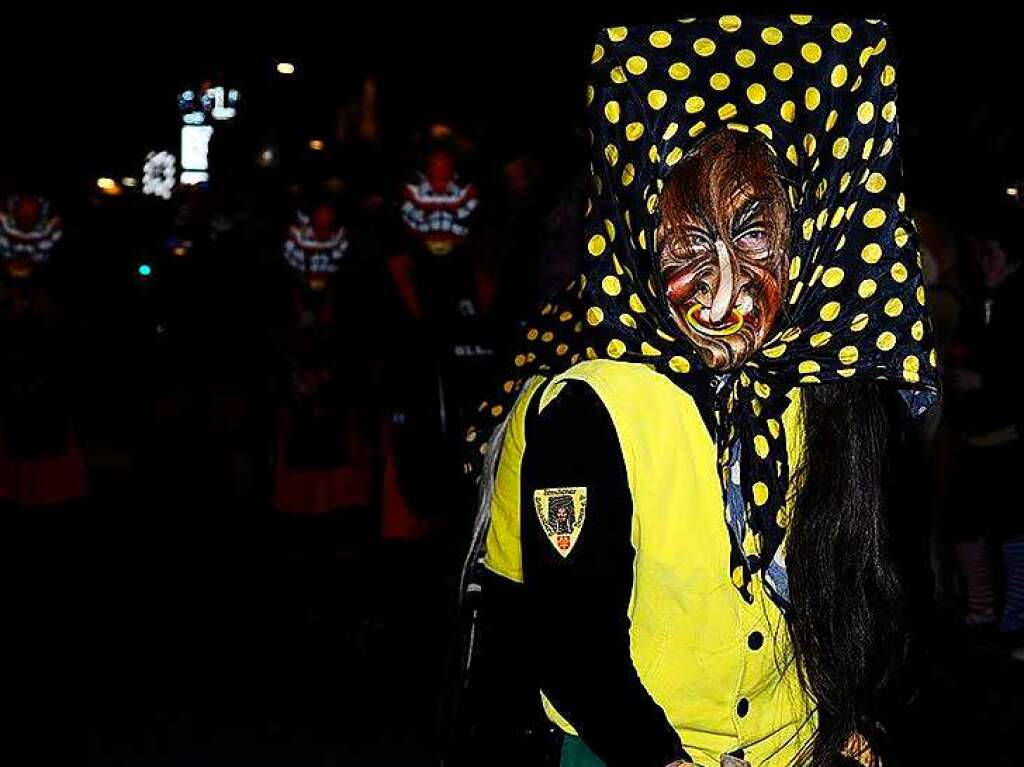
[
  {"x1": 180, "y1": 171, "x2": 209, "y2": 186},
  {"x1": 176, "y1": 84, "x2": 238, "y2": 186},
  {"x1": 180, "y1": 124, "x2": 213, "y2": 180},
  {"x1": 142, "y1": 151, "x2": 177, "y2": 199},
  {"x1": 178, "y1": 85, "x2": 240, "y2": 125}
]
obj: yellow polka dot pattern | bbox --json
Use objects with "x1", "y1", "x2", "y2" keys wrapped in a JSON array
[{"x1": 465, "y1": 15, "x2": 938, "y2": 610}]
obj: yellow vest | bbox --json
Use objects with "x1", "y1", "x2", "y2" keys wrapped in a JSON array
[{"x1": 485, "y1": 359, "x2": 816, "y2": 767}]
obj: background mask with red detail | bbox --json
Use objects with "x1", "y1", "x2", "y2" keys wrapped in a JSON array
[
  {"x1": 400, "y1": 149, "x2": 479, "y2": 257},
  {"x1": 0, "y1": 195, "x2": 63, "y2": 280},
  {"x1": 282, "y1": 204, "x2": 350, "y2": 291}
]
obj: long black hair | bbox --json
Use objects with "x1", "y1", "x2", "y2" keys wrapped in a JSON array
[{"x1": 786, "y1": 382, "x2": 919, "y2": 767}]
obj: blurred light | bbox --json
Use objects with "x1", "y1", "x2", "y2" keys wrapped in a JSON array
[
  {"x1": 276, "y1": 61, "x2": 296, "y2": 75},
  {"x1": 138, "y1": 264, "x2": 152, "y2": 277},
  {"x1": 122, "y1": 177, "x2": 138, "y2": 188},
  {"x1": 430, "y1": 123, "x2": 454, "y2": 140},
  {"x1": 96, "y1": 177, "x2": 122, "y2": 196},
  {"x1": 171, "y1": 246, "x2": 189, "y2": 257},
  {"x1": 309, "y1": 139, "x2": 325, "y2": 151},
  {"x1": 207, "y1": 86, "x2": 238, "y2": 121},
  {"x1": 1007, "y1": 186, "x2": 1020, "y2": 199},
  {"x1": 181, "y1": 125, "x2": 213, "y2": 175},
  {"x1": 257, "y1": 146, "x2": 276, "y2": 168},
  {"x1": 143, "y1": 151, "x2": 177, "y2": 199},
  {"x1": 180, "y1": 171, "x2": 209, "y2": 186}
]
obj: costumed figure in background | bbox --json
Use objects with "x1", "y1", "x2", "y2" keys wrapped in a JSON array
[
  {"x1": 450, "y1": 15, "x2": 939, "y2": 767},
  {"x1": 0, "y1": 194, "x2": 87, "y2": 507},
  {"x1": 273, "y1": 203, "x2": 374, "y2": 529},
  {"x1": 378, "y1": 136, "x2": 494, "y2": 542},
  {"x1": 945, "y1": 211, "x2": 1022, "y2": 658}
]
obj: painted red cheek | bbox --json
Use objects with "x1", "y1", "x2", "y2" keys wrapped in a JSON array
[
  {"x1": 758, "y1": 277, "x2": 783, "y2": 316},
  {"x1": 665, "y1": 270, "x2": 699, "y2": 305}
]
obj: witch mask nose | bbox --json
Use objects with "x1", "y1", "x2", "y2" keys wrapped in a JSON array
[
  {"x1": 710, "y1": 240, "x2": 735, "y2": 323},
  {"x1": 701, "y1": 239, "x2": 757, "y2": 320}
]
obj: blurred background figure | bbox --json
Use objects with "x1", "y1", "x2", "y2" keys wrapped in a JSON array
[
  {"x1": 377, "y1": 131, "x2": 489, "y2": 544},
  {"x1": 272, "y1": 201, "x2": 375, "y2": 532},
  {"x1": 0, "y1": 194, "x2": 87, "y2": 509},
  {"x1": 944, "y1": 207, "x2": 1023, "y2": 656},
  {"x1": 913, "y1": 208, "x2": 966, "y2": 604}
]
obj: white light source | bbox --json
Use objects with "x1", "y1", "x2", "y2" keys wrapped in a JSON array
[
  {"x1": 122, "y1": 177, "x2": 138, "y2": 188},
  {"x1": 276, "y1": 61, "x2": 296, "y2": 75},
  {"x1": 142, "y1": 151, "x2": 177, "y2": 199},
  {"x1": 257, "y1": 147, "x2": 276, "y2": 168},
  {"x1": 1007, "y1": 186, "x2": 1020, "y2": 198},
  {"x1": 180, "y1": 171, "x2": 209, "y2": 186},
  {"x1": 207, "y1": 86, "x2": 237, "y2": 121},
  {"x1": 181, "y1": 125, "x2": 213, "y2": 174}
]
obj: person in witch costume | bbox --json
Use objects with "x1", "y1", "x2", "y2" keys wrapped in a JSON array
[
  {"x1": 0, "y1": 194, "x2": 87, "y2": 507},
  {"x1": 456, "y1": 15, "x2": 939, "y2": 767},
  {"x1": 272, "y1": 202, "x2": 374, "y2": 522}
]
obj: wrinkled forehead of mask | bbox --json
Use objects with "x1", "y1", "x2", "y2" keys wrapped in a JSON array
[{"x1": 657, "y1": 129, "x2": 789, "y2": 245}]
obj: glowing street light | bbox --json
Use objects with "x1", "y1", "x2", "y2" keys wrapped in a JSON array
[
  {"x1": 309, "y1": 139, "x2": 325, "y2": 151},
  {"x1": 96, "y1": 177, "x2": 122, "y2": 196},
  {"x1": 257, "y1": 146, "x2": 276, "y2": 168},
  {"x1": 137, "y1": 263, "x2": 153, "y2": 278},
  {"x1": 430, "y1": 123, "x2": 454, "y2": 140},
  {"x1": 276, "y1": 61, "x2": 296, "y2": 75},
  {"x1": 122, "y1": 177, "x2": 138, "y2": 188}
]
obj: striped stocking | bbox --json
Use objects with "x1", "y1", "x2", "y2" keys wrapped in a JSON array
[{"x1": 953, "y1": 539, "x2": 997, "y2": 624}]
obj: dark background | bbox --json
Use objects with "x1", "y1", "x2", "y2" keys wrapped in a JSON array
[{"x1": 4, "y1": 4, "x2": 1020, "y2": 212}]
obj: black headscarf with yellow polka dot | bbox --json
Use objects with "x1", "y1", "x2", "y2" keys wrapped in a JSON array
[{"x1": 469, "y1": 14, "x2": 939, "y2": 609}]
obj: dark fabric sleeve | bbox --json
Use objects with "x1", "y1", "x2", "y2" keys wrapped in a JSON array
[{"x1": 520, "y1": 381, "x2": 690, "y2": 767}]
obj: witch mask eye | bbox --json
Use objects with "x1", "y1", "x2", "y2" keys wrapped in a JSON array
[
  {"x1": 734, "y1": 226, "x2": 769, "y2": 253},
  {"x1": 686, "y1": 229, "x2": 715, "y2": 251},
  {"x1": 659, "y1": 226, "x2": 714, "y2": 264}
]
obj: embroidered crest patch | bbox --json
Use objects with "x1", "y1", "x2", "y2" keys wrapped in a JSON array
[{"x1": 533, "y1": 487, "x2": 587, "y2": 557}]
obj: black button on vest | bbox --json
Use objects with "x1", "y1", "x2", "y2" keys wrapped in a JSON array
[
  {"x1": 747, "y1": 631, "x2": 764, "y2": 650},
  {"x1": 737, "y1": 697, "x2": 750, "y2": 717}
]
